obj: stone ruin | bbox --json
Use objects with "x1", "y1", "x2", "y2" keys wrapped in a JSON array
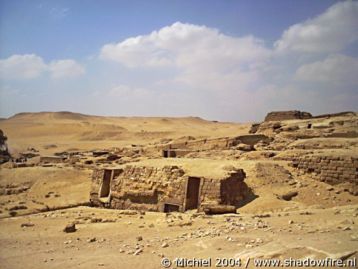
[
  {"x1": 290, "y1": 154, "x2": 358, "y2": 195},
  {"x1": 40, "y1": 156, "x2": 67, "y2": 164},
  {"x1": 160, "y1": 135, "x2": 271, "y2": 158},
  {"x1": 0, "y1": 129, "x2": 11, "y2": 164},
  {"x1": 90, "y1": 162, "x2": 253, "y2": 214},
  {"x1": 264, "y1": 110, "x2": 312, "y2": 122}
]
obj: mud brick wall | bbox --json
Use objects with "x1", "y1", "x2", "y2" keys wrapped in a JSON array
[{"x1": 291, "y1": 155, "x2": 358, "y2": 194}]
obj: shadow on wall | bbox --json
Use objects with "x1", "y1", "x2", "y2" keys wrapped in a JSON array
[{"x1": 220, "y1": 179, "x2": 258, "y2": 208}]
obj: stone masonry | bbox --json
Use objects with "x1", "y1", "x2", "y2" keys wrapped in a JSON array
[
  {"x1": 90, "y1": 164, "x2": 250, "y2": 212},
  {"x1": 265, "y1": 110, "x2": 312, "y2": 122},
  {"x1": 291, "y1": 155, "x2": 358, "y2": 195}
]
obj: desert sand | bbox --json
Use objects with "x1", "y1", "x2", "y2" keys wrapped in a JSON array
[{"x1": 0, "y1": 111, "x2": 357, "y2": 269}]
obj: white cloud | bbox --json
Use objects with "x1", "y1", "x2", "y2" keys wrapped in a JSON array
[
  {"x1": 49, "y1": 59, "x2": 85, "y2": 79},
  {"x1": 295, "y1": 54, "x2": 358, "y2": 84},
  {"x1": 275, "y1": 1, "x2": 358, "y2": 53},
  {"x1": 96, "y1": 13, "x2": 358, "y2": 120},
  {"x1": 100, "y1": 22, "x2": 270, "y2": 71},
  {"x1": 0, "y1": 54, "x2": 85, "y2": 80},
  {"x1": 101, "y1": 36, "x2": 173, "y2": 68},
  {"x1": 0, "y1": 54, "x2": 47, "y2": 79},
  {"x1": 100, "y1": 22, "x2": 271, "y2": 93}
]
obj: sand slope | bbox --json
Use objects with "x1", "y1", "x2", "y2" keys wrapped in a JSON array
[{"x1": 0, "y1": 112, "x2": 250, "y2": 155}]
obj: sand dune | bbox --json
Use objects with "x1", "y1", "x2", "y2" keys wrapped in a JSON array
[{"x1": 0, "y1": 112, "x2": 250, "y2": 155}]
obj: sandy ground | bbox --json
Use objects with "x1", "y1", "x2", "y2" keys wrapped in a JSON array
[
  {"x1": 0, "y1": 205, "x2": 357, "y2": 269},
  {"x1": 1, "y1": 160, "x2": 357, "y2": 269},
  {"x1": 0, "y1": 112, "x2": 357, "y2": 268}
]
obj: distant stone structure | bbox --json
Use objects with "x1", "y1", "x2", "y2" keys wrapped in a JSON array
[
  {"x1": 160, "y1": 135, "x2": 270, "y2": 158},
  {"x1": 312, "y1": 111, "x2": 355, "y2": 119},
  {"x1": 162, "y1": 149, "x2": 194, "y2": 158},
  {"x1": 264, "y1": 110, "x2": 312, "y2": 122},
  {"x1": 40, "y1": 156, "x2": 67, "y2": 164},
  {"x1": 90, "y1": 162, "x2": 252, "y2": 213},
  {"x1": 0, "y1": 129, "x2": 11, "y2": 164}
]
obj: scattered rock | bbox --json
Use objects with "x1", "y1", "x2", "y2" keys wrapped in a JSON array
[
  {"x1": 237, "y1": 144, "x2": 255, "y2": 151},
  {"x1": 9, "y1": 211, "x2": 17, "y2": 217},
  {"x1": 9, "y1": 205, "x2": 28, "y2": 211},
  {"x1": 136, "y1": 236, "x2": 143, "y2": 241},
  {"x1": 21, "y1": 222, "x2": 34, "y2": 228},
  {"x1": 278, "y1": 191, "x2": 298, "y2": 201},
  {"x1": 87, "y1": 237, "x2": 96, "y2": 243},
  {"x1": 133, "y1": 248, "x2": 143, "y2": 255},
  {"x1": 254, "y1": 213, "x2": 271, "y2": 218},
  {"x1": 63, "y1": 223, "x2": 76, "y2": 233},
  {"x1": 91, "y1": 218, "x2": 102, "y2": 223}
]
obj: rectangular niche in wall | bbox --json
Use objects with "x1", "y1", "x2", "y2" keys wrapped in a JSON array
[
  {"x1": 185, "y1": 177, "x2": 201, "y2": 210},
  {"x1": 163, "y1": 203, "x2": 180, "y2": 212},
  {"x1": 99, "y1": 169, "x2": 112, "y2": 198}
]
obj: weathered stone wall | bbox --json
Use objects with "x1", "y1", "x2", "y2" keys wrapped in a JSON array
[
  {"x1": 40, "y1": 156, "x2": 66, "y2": 163},
  {"x1": 219, "y1": 170, "x2": 248, "y2": 206},
  {"x1": 162, "y1": 149, "x2": 194, "y2": 158},
  {"x1": 111, "y1": 165, "x2": 186, "y2": 211},
  {"x1": 0, "y1": 129, "x2": 11, "y2": 164},
  {"x1": 165, "y1": 137, "x2": 238, "y2": 151},
  {"x1": 290, "y1": 155, "x2": 358, "y2": 195},
  {"x1": 90, "y1": 165, "x2": 250, "y2": 212},
  {"x1": 312, "y1": 111, "x2": 356, "y2": 119},
  {"x1": 160, "y1": 135, "x2": 270, "y2": 155},
  {"x1": 265, "y1": 110, "x2": 312, "y2": 122}
]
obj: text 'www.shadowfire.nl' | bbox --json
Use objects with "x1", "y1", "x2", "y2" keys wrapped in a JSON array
[{"x1": 160, "y1": 257, "x2": 357, "y2": 268}]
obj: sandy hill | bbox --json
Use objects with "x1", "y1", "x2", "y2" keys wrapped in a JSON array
[{"x1": 0, "y1": 111, "x2": 250, "y2": 155}]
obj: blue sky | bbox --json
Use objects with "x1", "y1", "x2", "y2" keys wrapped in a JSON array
[{"x1": 0, "y1": 0, "x2": 357, "y2": 121}]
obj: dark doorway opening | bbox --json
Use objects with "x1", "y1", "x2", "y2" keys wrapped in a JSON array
[
  {"x1": 164, "y1": 203, "x2": 180, "y2": 212},
  {"x1": 169, "y1": 150, "x2": 176, "y2": 157},
  {"x1": 163, "y1": 150, "x2": 168, "y2": 158},
  {"x1": 185, "y1": 177, "x2": 201, "y2": 210},
  {"x1": 100, "y1": 170, "x2": 112, "y2": 198},
  {"x1": 307, "y1": 123, "x2": 312, "y2": 129}
]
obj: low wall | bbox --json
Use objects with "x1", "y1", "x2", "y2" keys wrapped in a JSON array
[
  {"x1": 290, "y1": 154, "x2": 358, "y2": 195},
  {"x1": 40, "y1": 156, "x2": 66, "y2": 163}
]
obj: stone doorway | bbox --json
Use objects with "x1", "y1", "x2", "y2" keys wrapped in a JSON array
[
  {"x1": 185, "y1": 177, "x2": 201, "y2": 210},
  {"x1": 99, "y1": 169, "x2": 112, "y2": 198}
]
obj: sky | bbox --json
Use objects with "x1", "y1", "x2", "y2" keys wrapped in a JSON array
[{"x1": 0, "y1": 0, "x2": 357, "y2": 122}]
